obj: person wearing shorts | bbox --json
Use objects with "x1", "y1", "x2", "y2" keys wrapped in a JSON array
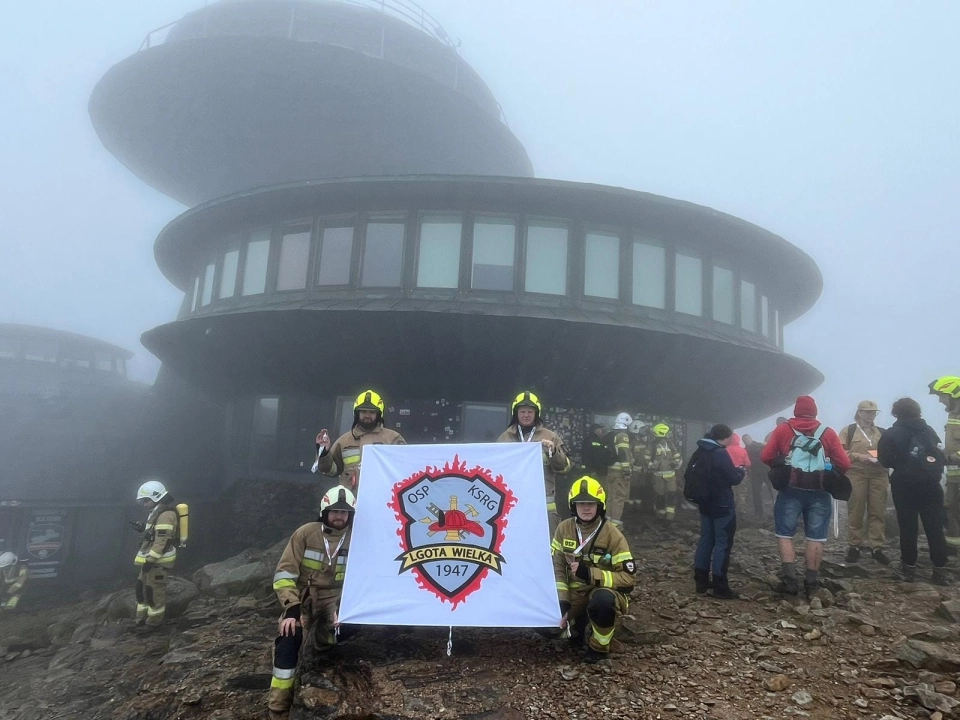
[{"x1": 762, "y1": 396, "x2": 851, "y2": 600}]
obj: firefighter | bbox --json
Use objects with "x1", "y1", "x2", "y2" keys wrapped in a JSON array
[
  {"x1": 314, "y1": 390, "x2": 406, "y2": 490},
  {"x1": 603, "y1": 413, "x2": 634, "y2": 528},
  {"x1": 647, "y1": 423, "x2": 683, "y2": 521},
  {"x1": 930, "y1": 377, "x2": 960, "y2": 549},
  {"x1": 497, "y1": 391, "x2": 572, "y2": 536},
  {"x1": 132, "y1": 480, "x2": 179, "y2": 629},
  {"x1": 0, "y1": 552, "x2": 28, "y2": 612},
  {"x1": 552, "y1": 476, "x2": 636, "y2": 663},
  {"x1": 579, "y1": 423, "x2": 608, "y2": 479},
  {"x1": 626, "y1": 419, "x2": 650, "y2": 511},
  {"x1": 269, "y1": 485, "x2": 356, "y2": 719}
]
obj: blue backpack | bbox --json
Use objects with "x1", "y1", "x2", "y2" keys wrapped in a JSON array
[{"x1": 787, "y1": 425, "x2": 828, "y2": 489}]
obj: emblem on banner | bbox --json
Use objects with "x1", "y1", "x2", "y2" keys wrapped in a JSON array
[
  {"x1": 27, "y1": 524, "x2": 63, "y2": 560},
  {"x1": 390, "y1": 455, "x2": 516, "y2": 607}
]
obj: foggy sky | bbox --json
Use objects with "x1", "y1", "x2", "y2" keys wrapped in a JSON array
[{"x1": 2, "y1": 1, "x2": 958, "y2": 437}]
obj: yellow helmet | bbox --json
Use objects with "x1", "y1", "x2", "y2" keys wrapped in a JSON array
[
  {"x1": 354, "y1": 390, "x2": 385, "y2": 413},
  {"x1": 511, "y1": 391, "x2": 541, "y2": 415},
  {"x1": 929, "y1": 377, "x2": 960, "y2": 400},
  {"x1": 568, "y1": 475, "x2": 606, "y2": 515},
  {"x1": 653, "y1": 423, "x2": 670, "y2": 438}
]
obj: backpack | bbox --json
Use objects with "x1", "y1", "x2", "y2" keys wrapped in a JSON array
[
  {"x1": 787, "y1": 424, "x2": 827, "y2": 490},
  {"x1": 903, "y1": 430, "x2": 945, "y2": 482},
  {"x1": 682, "y1": 451, "x2": 712, "y2": 504}
]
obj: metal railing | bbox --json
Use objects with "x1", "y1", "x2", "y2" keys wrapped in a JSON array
[{"x1": 139, "y1": 0, "x2": 459, "y2": 51}]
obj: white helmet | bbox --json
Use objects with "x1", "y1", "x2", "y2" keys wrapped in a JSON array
[
  {"x1": 136, "y1": 480, "x2": 168, "y2": 502},
  {"x1": 629, "y1": 419, "x2": 647, "y2": 434},
  {"x1": 321, "y1": 485, "x2": 357, "y2": 515},
  {"x1": 0, "y1": 552, "x2": 17, "y2": 568},
  {"x1": 613, "y1": 413, "x2": 633, "y2": 430}
]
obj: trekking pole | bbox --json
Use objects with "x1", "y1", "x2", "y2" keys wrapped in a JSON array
[{"x1": 833, "y1": 499, "x2": 840, "y2": 539}]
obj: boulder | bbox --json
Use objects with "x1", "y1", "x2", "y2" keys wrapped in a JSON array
[
  {"x1": 106, "y1": 576, "x2": 199, "y2": 620},
  {"x1": 895, "y1": 639, "x2": 960, "y2": 671},
  {"x1": 936, "y1": 600, "x2": 960, "y2": 624},
  {"x1": 192, "y1": 549, "x2": 258, "y2": 591},
  {"x1": 207, "y1": 561, "x2": 271, "y2": 596}
]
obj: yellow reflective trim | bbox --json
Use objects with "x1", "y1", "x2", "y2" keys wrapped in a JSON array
[
  {"x1": 601, "y1": 570, "x2": 614, "y2": 588},
  {"x1": 153, "y1": 524, "x2": 175, "y2": 531},
  {"x1": 134, "y1": 556, "x2": 146, "y2": 565},
  {"x1": 273, "y1": 579, "x2": 297, "y2": 590},
  {"x1": 5, "y1": 596, "x2": 20, "y2": 609},
  {"x1": 546, "y1": 502, "x2": 557, "y2": 512},
  {"x1": 301, "y1": 558, "x2": 323, "y2": 570},
  {"x1": 948, "y1": 419, "x2": 960, "y2": 426},
  {"x1": 556, "y1": 582, "x2": 569, "y2": 591},
  {"x1": 592, "y1": 625, "x2": 615, "y2": 646},
  {"x1": 271, "y1": 677, "x2": 296, "y2": 690},
  {"x1": 611, "y1": 552, "x2": 632, "y2": 565},
  {"x1": 550, "y1": 540, "x2": 562, "y2": 552},
  {"x1": 343, "y1": 456, "x2": 361, "y2": 465},
  {"x1": 146, "y1": 606, "x2": 165, "y2": 616}
]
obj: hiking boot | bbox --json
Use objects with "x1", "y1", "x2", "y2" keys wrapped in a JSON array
[
  {"x1": 844, "y1": 546, "x2": 861, "y2": 563},
  {"x1": 694, "y1": 568, "x2": 710, "y2": 595},
  {"x1": 893, "y1": 562, "x2": 916, "y2": 583},
  {"x1": 932, "y1": 566, "x2": 951, "y2": 586},
  {"x1": 871, "y1": 548, "x2": 891, "y2": 566},
  {"x1": 803, "y1": 579, "x2": 819, "y2": 601},
  {"x1": 776, "y1": 576, "x2": 799, "y2": 596},
  {"x1": 583, "y1": 648, "x2": 608, "y2": 664},
  {"x1": 712, "y1": 577, "x2": 739, "y2": 600}
]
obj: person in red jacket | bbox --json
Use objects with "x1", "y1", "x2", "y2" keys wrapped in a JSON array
[{"x1": 761, "y1": 396, "x2": 850, "y2": 599}]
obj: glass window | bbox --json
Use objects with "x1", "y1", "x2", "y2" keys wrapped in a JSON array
[
  {"x1": 190, "y1": 276, "x2": 200, "y2": 312},
  {"x1": 219, "y1": 250, "x2": 239, "y2": 299},
  {"x1": 201, "y1": 263, "x2": 215, "y2": 306},
  {"x1": 94, "y1": 353, "x2": 113, "y2": 372},
  {"x1": 316, "y1": 225, "x2": 353, "y2": 285},
  {"x1": 0, "y1": 336, "x2": 19, "y2": 359},
  {"x1": 712, "y1": 266, "x2": 735, "y2": 324},
  {"x1": 741, "y1": 280, "x2": 757, "y2": 332},
  {"x1": 525, "y1": 222, "x2": 568, "y2": 295},
  {"x1": 253, "y1": 397, "x2": 280, "y2": 436},
  {"x1": 417, "y1": 215, "x2": 461, "y2": 289},
  {"x1": 276, "y1": 225, "x2": 311, "y2": 291},
  {"x1": 23, "y1": 338, "x2": 57, "y2": 363},
  {"x1": 584, "y1": 231, "x2": 620, "y2": 299},
  {"x1": 461, "y1": 403, "x2": 510, "y2": 442},
  {"x1": 675, "y1": 253, "x2": 703, "y2": 316},
  {"x1": 761, "y1": 295, "x2": 770, "y2": 337},
  {"x1": 361, "y1": 221, "x2": 405, "y2": 287},
  {"x1": 242, "y1": 229, "x2": 271, "y2": 296},
  {"x1": 774, "y1": 309, "x2": 781, "y2": 347},
  {"x1": 632, "y1": 240, "x2": 666, "y2": 309},
  {"x1": 472, "y1": 217, "x2": 515, "y2": 291}
]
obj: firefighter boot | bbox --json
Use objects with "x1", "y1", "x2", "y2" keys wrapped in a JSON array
[{"x1": 268, "y1": 686, "x2": 294, "y2": 719}]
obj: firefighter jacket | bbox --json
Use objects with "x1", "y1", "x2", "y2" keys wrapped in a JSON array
[
  {"x1": 2, "y1": 563, "x2": 28, "y2": 605},
  {"x1": 839, "y1": 423, "x2": 887, "y2": 480},
  {"x1": 551, "y1": 516, "x2": 635, "y2": 605},
  {"x1": 134, "y1": 502, "x2": 178, "y2": 567},
  {"x1": 272, "y1": 521, "x2": 350, "y2": 620},
  {"x1": 317, "y1": 423, "x2": 406, "y2": 489},
  {"x1": 647, "y1": 439, "x2": 682, "y2": 476},
  {"x1": 630, "y1": 436, "x2": 649, "y2": 473},
  {"x1": 946, "y1": 411, "x2": 960, "y2": 482},
  {"x1": 497, "y1": 424, "x2": 572, "y2": 513},
  {"x1": 605, "y1": 430, "x2": 632, "y2": 473}
]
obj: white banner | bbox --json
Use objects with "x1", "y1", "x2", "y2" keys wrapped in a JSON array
[{"x1": 338, "y1": 443, "x2": 560, "y2": 627}]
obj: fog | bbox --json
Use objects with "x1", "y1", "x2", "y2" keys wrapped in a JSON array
[{"x1": 2, "y1": 1, "x2": 958, "y2": 437}]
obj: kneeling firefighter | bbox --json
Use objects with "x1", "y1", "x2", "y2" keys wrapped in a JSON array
[
  {"x1": 0, "y1": 553, "x2": 28, "y2": 612},
  {"x1": 552, "y1": 476, "x2": 636, "y2": 663},
  {"x1": 131, "y1": 480, "x2": 187, "y2": 628},
  {"x1": 269, "y1": 485, "x2": 357, "y2": 719}
]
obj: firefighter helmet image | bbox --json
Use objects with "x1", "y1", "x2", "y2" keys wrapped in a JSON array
[
  {"x1": 136, "y1": 480, "x2": 168, "y2": 502},
  {"x1": 568, "y1": 476, "x2": 607, "y2": 516}
]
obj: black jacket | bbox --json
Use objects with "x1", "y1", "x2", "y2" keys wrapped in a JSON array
[
  {"x1": 690, "y1": 438, "x2": 745, "y2": 517},
  {"x1": 877, "y1": 417, "x2": 942, "y2": 484}
]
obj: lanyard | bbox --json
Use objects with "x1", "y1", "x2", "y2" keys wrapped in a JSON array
[
  {"x1": 574, "y1": 522, "x2": 601, "y2": 556},
  {"x1": 518, "y1": 426, "x2": 535, "y2": 442},
  {"x1": 323, "y1": 534, "x2": 346, "y2": 566},
  {"x1": 856, "y1": 424, "x2": 874, "y2": 447}
]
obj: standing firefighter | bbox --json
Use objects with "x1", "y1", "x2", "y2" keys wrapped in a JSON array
[
  {"x1": 647, "y1": 423, "x2": 683, "y2": 520},
  {"x1": 497, "y1": 391, "x2": 572, "y2": 536},
  {"x1": 0, "y1": 552, "x2": 28, "y2": 612},
  {"x1": 132, "y1": 480, "x2": 180, "y2": 629},
  {"x1": 269, "y1": 486, "x2": 356, "y2": 719},
  {"x1": 603, "y1": 413, "x2": 634, "y2": 528},
  {"x1": 930, "y1": 377, "x2": 960, "y2": 549},
  {"x1": 314, "y1": 390, "x2": 405, "y2": 490},
  {"x1": 627, "y1": 419, "x2": 651, "y2": 511},
  {"x1": 553, "y1": 476, "x2": 636, "y2": 663}
]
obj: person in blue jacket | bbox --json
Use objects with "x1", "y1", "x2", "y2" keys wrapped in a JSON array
[{"x1": 688, "y1": 424, "x2": 745, "y2": 599}]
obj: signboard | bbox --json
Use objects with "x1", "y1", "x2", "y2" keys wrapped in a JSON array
[
  {"x1": 26, "y1": 509, "x2": 66, "y2": 578},
  {"x1": 339, "y1": 443, "x2": 559, "y2": 627}
]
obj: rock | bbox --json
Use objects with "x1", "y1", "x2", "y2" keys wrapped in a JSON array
[
  {"x1": 896, "y1": 640, "x2": 960, "y2": 671},
  {"x1": 234, "y1": 596, "x2": 257, "y2": 611},
  {"x1": 618, "y1": 616, "x2": 662, "y2": 645},
  {"x1": 107, "y1": 576, "x2": 199, "y2": 619},
  {"x1": 854, "y1": 697, "x2": 868, "y2": 707},
  {"x1": 910, "y1": 626, "x2": 959, "y2": 643},
  {"x1": 935, "y1": 681, "x2": 957, "y2": 695},
  {"x1": 937, "y1": 600, "x2": 960, "y2": 623},
  {"x1": 2, "y1": 635, "x2": 50, "y2": 652},
  {"x1": 803, "y1": 629, "x2": 822, "y2": 641},
  {"x1": 791, "y1": 689, "x2": 813, "y2": 706},
  {"x1": 70, "y1": 623, "x2": 97, "y2": 644},
  {"x1": 161, "y1": 649, "x2": 202, "y2": 665},
  {"x1": 560, "y1": 667, "x2": 579, "y2": 681},
  {"x1": 914, "y1": 687, "x2": 960, "y2": 714},
  {"x1": 207, "y1": 561, "x2": 270, "y2": 596},
  {"x1": 47, "y1": 621, "x2": 76, "y2": 646},
  {"x1": 859, "y1": 624, "x2": 876, "y2": 637},
  {"x1": 758, "y1": 661, "x2": 784, "y2": 673},
  {"x1": 764, "y1": 674, "x2": 792, "y2": 692},
  {"x1": 192, "y1": 548, "x2": 257, "y2": 590},
  {"x1": 822, "y1": 560, "x2": 873, "y2": 579}
]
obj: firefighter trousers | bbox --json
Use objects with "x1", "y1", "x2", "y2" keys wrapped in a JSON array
[
  {"x1": 653, "y1": 472, "x2": 678, "y2": 518},
  {"x1": 605, "y1": 467, "x2": 630, "y2": 526},
  {"x1": 568, "y1": 588, "x2": 628, "y2": 655},
  {"x1": 135, "y1": 564, "x2": 169, "y2": 626},
  {"x1": 945, "y1": 481, "x2": 960, "y2": 546}
]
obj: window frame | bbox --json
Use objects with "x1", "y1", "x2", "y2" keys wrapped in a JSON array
[
  {"x1": 358, "y1": 214, "x2": 407, "y2": 289},
  {"x1": 415, "y1": 211, "x2": 464, "y2": 290},
  {"x1": 710, "y1": 263, "x2": 736, "y2": 325},
  {"x1": 673, "y1": 249, "x2": 704, "y2": 317},
  {"x1": 521, "y1": 216, "x2": 571, "y2": 297},
  {"x1": 629, "y1": 234, "x2": 668, "y2": 310},
  {"x1": 314, "y1": 214, "x2": 358, "y2": 289},
  {"x1": 273, "y1": 219, "x2": 315, "y2": 293},
  {"x1": 240, "y1": 226, "x2": 274, "y2": 297},
  {"x1": 468, "y1": 213, "x2": 520, "y2": 293},
  {"x1": 582, "y1": 226, "x2": 622, "y2": 301}
]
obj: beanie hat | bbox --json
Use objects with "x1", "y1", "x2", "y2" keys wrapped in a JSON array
[{"x1": 794, "y1": 395, "x2": 818, "y2": 418}]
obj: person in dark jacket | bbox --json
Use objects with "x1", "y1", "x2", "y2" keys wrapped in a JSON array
[
  {"x1": 690, "y1": 424, "x2": 745, "y2": 599},
  {"x1": 877, "y1": 397, "x2": 950, "y2": 585}
]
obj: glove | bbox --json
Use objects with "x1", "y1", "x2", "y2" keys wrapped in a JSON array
[
  {"x1": 559, "y1": 600, "x2": 571, "y2": 616},
  {"x1": 575, "y1": 562, "x2": 590, "y2": 581},
  {"x1": 129, "y1": 521, "x2": 145, "y2": 533}
]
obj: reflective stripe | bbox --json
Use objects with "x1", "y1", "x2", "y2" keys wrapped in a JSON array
[
  {"x1": 947, "y1": 536, "x2": 960, "y2": 546},
  {"x1": 592, "y1": 625, "x2": 615, "y2": 647},
  {"x1": 546, "y1": 502, "x2": 557, "y2": 512},
  {"x1": 343, "y1": 448, "x2": 361, "y2": 465},
  {"x1": 550, "y1": 540, "x2": 562, "y2": 553},
  {"x1": 274, "y1": 570, "x2": 298, "y2": 582},
  {"x1": 134, "y1": 556, "x2": 147, "y2": 565},
  {"x1": 273, "y1": 667, "x2": 296, "y2": 680},
  {"x1": 556, "y1": 582, "x2": 569, "y2": 591},
  {"x1": 611, "y1": 552, "x2": 632, "y2": 565},
  {"x1": 304, "y1": 549, "x2": 324, "y2": 561},
  {"x1": 5, "y1": 596, "x2": 20, "y2": 609},
  {"x1": 271, "y1": 677, "x2": 295, "y2": 690},
  {"x1": 273, "y1": 579, "x2": 297, "y2": 590},
  {"x1": 601, "y1": 570, "x2": 614, "y2": 588},
  {"x1": 948, "y1": 419, "x2": 960, "y2": 426},
  {"x1": 146, "y1": 606, "x2": 165, "y2": 616},
  {"x1": 153, "y1": 524, "x2": 175, "y2": 531},
  {"x1": 301, "y1": 558, "x2": 322, "y2": 570}
]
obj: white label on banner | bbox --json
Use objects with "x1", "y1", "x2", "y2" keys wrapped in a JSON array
[{"x1": 339, "y1": 443, "x2": 560, "y2": 628}]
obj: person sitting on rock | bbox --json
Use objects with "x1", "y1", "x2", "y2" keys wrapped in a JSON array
[
  {"x1": 268, "y1": 485, "x2": 356, "y2": 719},
  {"x1": 553, "y1": 476, "x2": 636, "y2": 663}
]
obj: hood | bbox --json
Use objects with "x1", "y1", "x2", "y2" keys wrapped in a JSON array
[
  {"x1": 731, "y1": 433, "x2": 743, "y2": 448},
  {"x1": 788, "y1": 417, "x2": 822, "y2": 434},
  {"x1": 893, "y1": 417, "x2": 931, "y2": 432},
  {"x1": 794, "y1": 395, "x2": 818, "y2": 418},
  {"x1": 614, "y1": 413, "x2": 633, "y2": 430},
  {"x1": 697, "y1": 438, "x2": 722, "y2": 451}
]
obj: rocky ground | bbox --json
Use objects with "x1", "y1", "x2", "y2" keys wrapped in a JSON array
[{"x1": 4, "y1": 512, "x2": 960, "y2": 720}]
